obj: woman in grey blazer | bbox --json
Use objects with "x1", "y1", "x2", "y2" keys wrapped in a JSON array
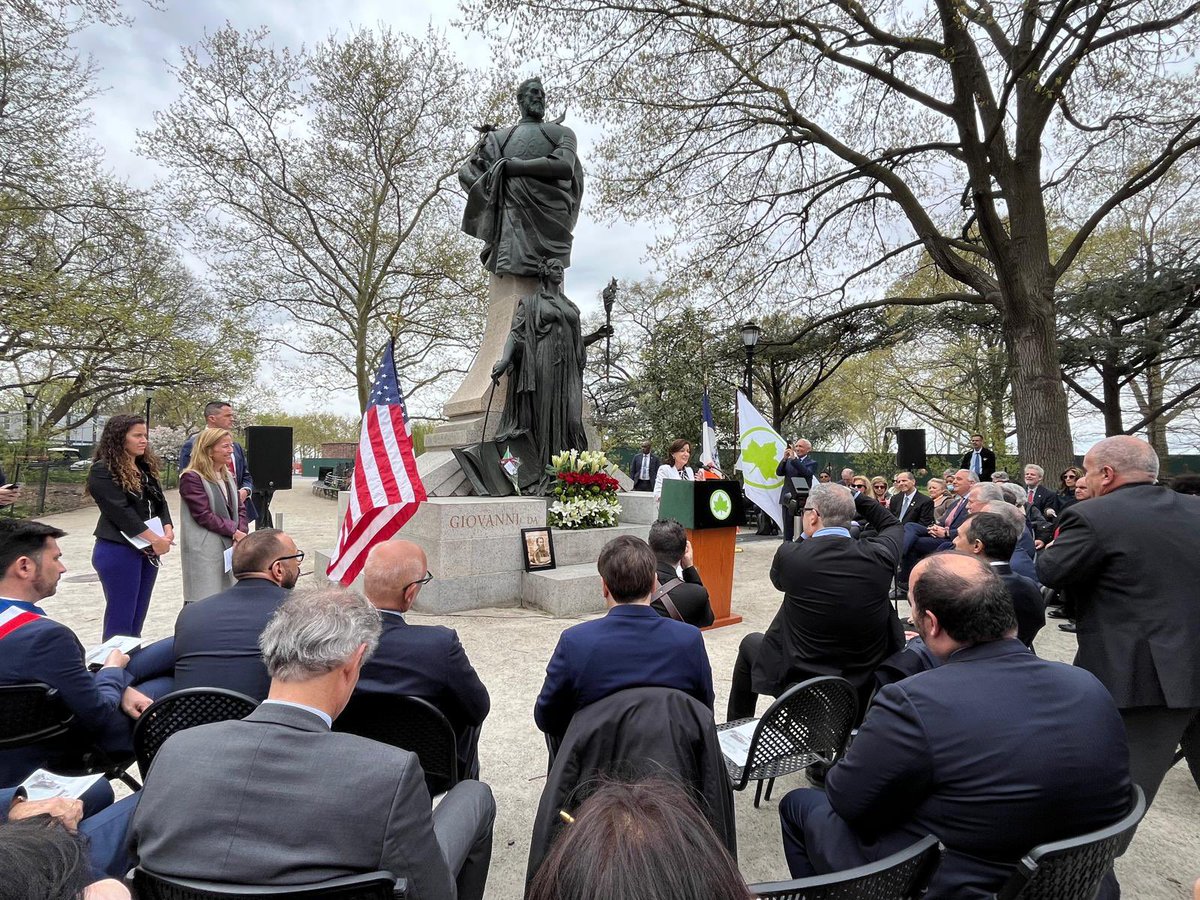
[{"x1": 179, "y1": 427, "x2": 247, "y2": 603}]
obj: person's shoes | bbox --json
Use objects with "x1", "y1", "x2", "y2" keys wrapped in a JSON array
[
  {"x1": 1058, "y1": 622, "x2": 1077, "y2": 633},
  {"x1": 805, "y1": 760, "x2": 830, "y2": 788},
  {"x1": 1047, "y1": 607, "x2": 1069, "y2": 619}
]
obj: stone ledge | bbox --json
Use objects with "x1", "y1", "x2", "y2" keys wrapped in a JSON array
[{"x1": 523, "y1": 564, "x2": 606, "y2": 617}]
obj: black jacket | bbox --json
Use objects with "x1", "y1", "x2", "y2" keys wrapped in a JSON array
[
  {"x1": 87, "y1": 459, "x2": 171, "y2": 544},
  {"x1": 526, "y1": 686, "x2": 735, "y2": 892},
  {"x1": 887, "y1": 490, "x2": 934, "y2": 527},
  {"x1": 651, "y1": 560, "x2": 714, "y2": 627},
  {"x1": 959, "y1": 447, "x2": 996, "y2": 480},
  {"x1": 991, "y1": 563, "x2": 1045, "y2": 650}
]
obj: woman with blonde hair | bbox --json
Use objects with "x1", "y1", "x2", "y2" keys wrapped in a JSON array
[
  {"x1": 85, "y1": 414, "x2": 172, "y2": 638},
  {"x1": 178, "y1": 427, "x2": 247, "y2": 603},
  {"x1": 870, "y1": 476, "x2": 890, "y2": 504}
]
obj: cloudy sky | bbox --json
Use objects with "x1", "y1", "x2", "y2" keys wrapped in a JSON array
[{"x1": 72, "y1": 0, "x2": 660, "y2": 417}]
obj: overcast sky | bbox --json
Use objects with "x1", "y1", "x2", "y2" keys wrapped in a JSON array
[{"x1": 71, "y1": 0, "x2": 660, "y2": 418}]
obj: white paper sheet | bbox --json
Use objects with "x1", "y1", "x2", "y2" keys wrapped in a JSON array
[
  {"x1": 121, "y1": 516, "x2": 165, "y2": 550},
  {"x1": 223, "y1": 545, "x2": 234, "y2": 573},
  {"x1": 85, "y1": 635, "x2": 144, "y2": 667},
  {"x1": 20, "y1": 769, "x2": 105, "y2": 802},
  {"x1": 718, "y1": 719, "x2": 760, "y2": 768}
]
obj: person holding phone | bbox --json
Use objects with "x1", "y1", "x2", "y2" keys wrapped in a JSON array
[
  {"x1": 85, "y1": 415, "x2": 172, "y2": 640},
  {"x1": 178, "y1": 428, "x2": 248, "y2": 604},
  {"x1": 0, "y1": 465, "x2": 18, "y2": 508}
]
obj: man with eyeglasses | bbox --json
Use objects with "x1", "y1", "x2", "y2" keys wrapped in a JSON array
[
  {"x1": 173, "y1": 528, "x2": 302, "y2": 700},
  {"x1": 357, "y1": 541, "x2": 491, "y2": 781}
]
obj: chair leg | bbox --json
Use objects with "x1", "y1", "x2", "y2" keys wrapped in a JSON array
[
  {"x1": 115, "y1": 769, "x2": 142, "y2": 791},
  {"x1": 765, "y1": 777, "x2": 776, "y2": 802},
  {"x1": 754, "y1": 780, "x2": 764, "y2": 808}
]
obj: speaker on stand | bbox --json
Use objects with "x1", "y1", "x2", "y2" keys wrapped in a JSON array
[
  {"x1": 894, "y1": 429, "x2": 928, "y2": 472},
  {"x1": 244, "y1": 426, "x2": 294, "y2": 529}
]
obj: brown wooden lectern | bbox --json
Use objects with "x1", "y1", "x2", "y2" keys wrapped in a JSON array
[{"x1": 658, "y1": 478, "x2": 745, "y2": 629}]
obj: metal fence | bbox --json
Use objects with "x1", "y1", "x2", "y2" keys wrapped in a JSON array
[{"x1": 2, "y1": 458, "x2": 180, "y2": 518}]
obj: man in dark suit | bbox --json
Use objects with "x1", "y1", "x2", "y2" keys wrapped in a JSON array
[
  {"x1": 647, "y1": 518, "x2": 714, "y2": 627},
  {"x1": 131, "y1": 585, "x2": 495, "y2": 900},
  {"x1": 887, "y1": 470, "x2": 934, "y2": 528},
  {"x1": 898, "y1": 469, "x2": 976, "y2": 589},
  {"x1": 172, "y1": 528, "x2": 300, "y2": 700},
  {"x1": 179, "y1": 400, "x2": 256, "y2": 523},
  {"x1": 953, "y1": 512, "x2": 1044, "y2": 649},
  {"x1": 1022, "y1": 464, "x2": 1056, "y2": 516},
  {"x1": 629, "y1": 441, "x2": 660, "y2": 492},
  {"x1": 959, "y1": 433, "x2": 996, "y2": 481},
  {"x1": 779, "y1": 553, "x2": 1131, "y2": 900},
  {"x1": 0, "y1": 519, "x2": 173, "y2": 785},
  {"x1": 776, "y1": 438, "x2": 818, "y2": 541},
  {"x1": 534, "y1": 535, "x2": 714, "y2": 738},
  {"x1": 728, "y1": 486, "x2": 904, "y2": 720},
  {"x1": 1039, "y1": 435, "x2": 1200, "y2": 814},
  {"x1": 357, "y1": 540, "x2": 491, "y2": 780}
]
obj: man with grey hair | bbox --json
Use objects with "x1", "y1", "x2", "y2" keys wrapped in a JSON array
[
  {"x1": 1022, "y1": 463, "x2": 1055, "y2": 516},
  {"x1": 898, "y1": 469, "x2": 977, "y2": 590},
  {"x1": 131, "y1": 585, "x2": 496, "y2": 900},
  {"x1": 983, "y1": 500, "x2": 1039, "y2": 584},
  {"x1": 1040, "y1": 435, "x2": 1200, "y2": 816},
  {"x1": 728, "y1": 483, "x2": 904, "y2": 719}
]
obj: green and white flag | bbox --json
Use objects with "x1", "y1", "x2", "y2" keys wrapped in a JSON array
[{"x1": 735, "y1": 390, "x2": 786, "y2": 532}]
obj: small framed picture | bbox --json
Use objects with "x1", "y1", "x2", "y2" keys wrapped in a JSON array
[{"x1": 521, "y1": 527, "x2": 556, "y2": 572}]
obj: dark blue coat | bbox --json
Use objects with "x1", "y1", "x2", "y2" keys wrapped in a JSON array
[
  {"x1": 824, "y1": 639, "x2": 1130, "y2": 898},
  {"x1": 173, "y1": 578, "x2": 291, "y2": 700},
  {"x1": 534, "y1": 603, "x2": 714, "y2": 737}
]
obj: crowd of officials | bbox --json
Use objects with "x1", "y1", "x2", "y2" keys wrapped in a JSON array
[{"x1": 0, "y1": 424, "x2": 1197, "y2": 899}]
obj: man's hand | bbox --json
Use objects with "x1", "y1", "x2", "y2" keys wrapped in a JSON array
[
  {"x1": 681, "y1": 540, "x2": 695, "y2": 570},
  {"x1": 232, "y1": 530, "x2": 247, "y2": 543},
  {"x1": 8, "y1": 795, "x2": 84, "y2": 831},
  {"x1": 928, "y1": 525, "x2": 947, "y2": 539},
  {"x1": 84, "y1": 880, "x2": 132, "y2": 900},
  {"x1": 102, "y1": 649, "x2": 130, "y2": 669},
  {"x1": 0, "y1": 485, "x2": 19, "y2": 505},
  {"x1": 121, "y1": 687, "x2": 153, "y2": 719}
]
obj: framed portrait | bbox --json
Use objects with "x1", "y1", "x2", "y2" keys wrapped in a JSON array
[{"x1": 521, "y1": 527, "x2": 556, "y2": 572}]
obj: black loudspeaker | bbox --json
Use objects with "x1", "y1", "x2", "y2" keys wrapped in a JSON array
[
  {"x1": 244, "y1": 426, "x2": 294, "y2": 491},
  {"x1": 894, "y1": 429, "x2": 927, "y2": 471}
]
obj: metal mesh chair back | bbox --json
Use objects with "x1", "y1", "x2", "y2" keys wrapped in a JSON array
[
  {"x1": 0, "y1": 682, "x2": 73, "y2": 747},
  {"x1": 133, "y1": 868, "x2": 402, "y2": 898},
  {"x1": 749, "y1": 834, "x2": 940, "y2": 899},
  {"x1": 134, "y1": 688, "x2": 259, "y2": 776},
  {"x1": 333, "y1": 693, "x2": 458, "y2": 797},
  {"x1": 995, "y1": 785, "x2": 1146, "y2": 900}
]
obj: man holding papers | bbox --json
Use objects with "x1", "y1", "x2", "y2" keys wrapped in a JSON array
[{"x1": 0, "y1": 519, "x2": 173, "y2": 786}]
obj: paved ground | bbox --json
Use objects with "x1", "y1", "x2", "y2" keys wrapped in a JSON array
[{"x1": 39, "y1": 479, "x2": 1199, "y2": 899}]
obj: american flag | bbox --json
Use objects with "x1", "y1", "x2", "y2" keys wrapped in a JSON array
[{"x1": 326, "y1": 340, "x2": 427, "y2": 585}]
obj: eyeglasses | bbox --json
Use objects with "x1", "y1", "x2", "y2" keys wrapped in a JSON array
[
  {"x1": 402, "y1": 570, "x2": 434, "y2": 592},
  {"x1": 802, "y1": 506, "x2": 817, "y2": 513},
  {"x1": 272, "y1": 551, "x2": 306, "y2": 566},
  {"x1": 853, "y1": 483, "x2": 868, "y2": 489}
]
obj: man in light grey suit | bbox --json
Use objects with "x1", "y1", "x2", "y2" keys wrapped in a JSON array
[{"x1": 130, "y1": 585, "x2": 496, "y2": 900}]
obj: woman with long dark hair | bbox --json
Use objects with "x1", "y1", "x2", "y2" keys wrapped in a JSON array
[{"x1": 85, "y1": 414, "x2": 171, "y2": 639}]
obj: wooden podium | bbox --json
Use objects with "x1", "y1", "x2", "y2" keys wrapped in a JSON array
[{"x1": 658, "y1": 479, "x2": 744, "y2": 629}]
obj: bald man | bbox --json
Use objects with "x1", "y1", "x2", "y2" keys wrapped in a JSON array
[
  {"x1": 357, "y1": 541, "x2": 490, "y2": 780},
  {"x1": 1039, "y1": 435, "x2": 1200, "y2": 811},
  {"x1": 779, "y1": 553, "x2": 1130, "y2": 899}
]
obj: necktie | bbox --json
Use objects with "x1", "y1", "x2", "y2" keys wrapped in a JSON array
[
  {"x1": 900, "y1": 493, "x2": 911, "y2": 519},
  {"x1": 972, "y1": 450, "x2": 981, "y2": 474},
  {"x1": 640, "y1": 456, "x2": 649, "y2": 480},
  {"x1": 1028, "y1": 488, "x2": 1035, "y2": 504}
]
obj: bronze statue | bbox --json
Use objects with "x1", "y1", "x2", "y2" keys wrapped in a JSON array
[
  {"x1": 490, "y1": 258, "x2": 610, "y2": 480},
  {"x1": 459, "y1": 78, "x2": 584, "y2": 276}
]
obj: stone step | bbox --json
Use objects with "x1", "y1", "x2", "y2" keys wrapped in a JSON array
[
  {"x1": 617, "y1": 491, "x2": 658, "y2": 525},
  {"x1": 523, "y1": 563, "x2": 606, "y2": 618},
  {"x1": 549, "y1": 522, "x2": 650, "y2": 567}
]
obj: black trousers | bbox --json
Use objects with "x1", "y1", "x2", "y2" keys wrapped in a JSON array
[
  {"x1": 729, "y1": 632, "x2": 767, "y2": 721},
  {"x1": 1120, "y1": 706, "x2": 1200, "y2": 806}
]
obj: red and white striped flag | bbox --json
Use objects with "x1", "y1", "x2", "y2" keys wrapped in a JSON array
[{"x1": 326, "y1": 340, "x2": 426, "y2": 586}]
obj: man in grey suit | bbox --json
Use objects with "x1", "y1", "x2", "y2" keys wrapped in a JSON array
[{"x1": 131, "y1": 585, "x2": 496, "y2": 900}]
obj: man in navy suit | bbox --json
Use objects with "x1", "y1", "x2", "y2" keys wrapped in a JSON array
[
  {"x1": 173, "y1": 528, "x2": 300, "y2": 700},
  {"x1": 629, "y1": 441, "x2": 661, "y2": 492},
  {"x1": 897, "y1": 469, "x2": 976, "y2": 588},
  {"x1": 357, "y1": 540, "x2": 491, "y2": 780},
  {"x1": 887, "y1": 471, "x2": 934, "y2": 527},
  {"x1": 179, "y1": 400, "x2": 256, "y2": 523},
  {"x1": 0, "y1": 519, "x2": 173, "y2": 785},
  {"x1": 534, "y1": 535, "x2": 714, "y2": 738},
  {"x1": 776, "y1": 438, "x2": 819, "y2": 541},
  {"x1": 952, "y1": 512, "x2": 1044, "y2": 649},
  {"x1": 779, "y1": 553, "x2": 1131, "y2": 899}
]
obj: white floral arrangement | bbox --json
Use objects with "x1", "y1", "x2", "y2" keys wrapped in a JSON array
[{"x1": 546, "y1": 449, "x2": 623, "y2": 529}]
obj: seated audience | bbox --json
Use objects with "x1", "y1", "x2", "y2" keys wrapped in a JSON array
[
  {"x1": 984, "y1": 499, "x2": 1039, "y2": 584},
  {"x1": 1022, "y1": 463, "x2": 1056, "y2": 516},
  {"x1": 926, "y1": 477, "x2": 953, "y2": 523},
  {"x1": 840, "y1": 467, "x2": 856, "y2": 488},
  {"x1": 953, "y1": 512, "x2": 1045, "y2": 648},
  {"x1": 0, "y1": 519, "x2": 173, "y2": 785},
  {"x1": 647, "y1": 519, "x2": 714, "y2": 627},
  {"x1": 816, "y1": 471, "x2": 831, "y2": 483},
  {"x1": 357, "y1": 540, "x2": 491, "y2": 780},
  {"x1": 172, "y1": 528, "x2": 301, "y2": 700},
  {"x1": 1, "y1": 783, "x2": 138, "y2": 881},
  {"x1": 534, "y1": 536, "x2": 714, "y2": 738},
  {"x1": 0, "y1": 817, "x2": 130, "y2": 899},
  {"x1": 899, "y1": 469, "x2": 976, "y2": 588},
  {"x1": 1054, "y1": 466, "x2": 1083, "y2": 513},
  {"x1": 888, "y1": 471, "x2": 934, "y2": 528},
  {"x1": 527, "y1": 778, "x2": 751, "y2": 900},
  {"x1": 778, "y1": 553, "x2": 1131, "y2": 899},
  {"x1": 131, "y1": 585, "x2": 496, "y2": 900},
  {"x1": 869, "y1": 476, "x2": 890, "y2": 504},
  {"x1": 990, "y1": 470, "x2": 1010, "y2": 483},
  {"x1": 728, "y1": 486, "x2": 903, "y2": 720},
  {"x1": 999, "y1": 482, "x2": 1054, "y2": 547}
]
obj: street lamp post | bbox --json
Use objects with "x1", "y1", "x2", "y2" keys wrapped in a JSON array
[
  {"x1": 21, "y1": 392, "x2": 35, "y2": 469},
  {"x1": 740, "y1": 321, "x2": 761, "y2": 399},
  {"x1": 143, "y1": 387, "x2": 156, "y2": 431}
]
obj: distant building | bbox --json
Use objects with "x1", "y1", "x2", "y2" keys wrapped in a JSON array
[{"x1": 0, "y1": 410, "x2": 106, "y2": 446}]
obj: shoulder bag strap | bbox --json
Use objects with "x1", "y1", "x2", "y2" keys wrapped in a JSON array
[{"x1": 652, "y1": 577, "x2": 685, "y2": 622}]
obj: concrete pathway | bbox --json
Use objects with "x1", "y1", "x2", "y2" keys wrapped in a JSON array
[{"x1": 38, "y1": 480, "x2": 1198, "y2": 899}]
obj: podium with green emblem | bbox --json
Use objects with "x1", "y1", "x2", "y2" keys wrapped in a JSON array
[{"x1": 658, "y1": 478, "x2": 745, "y2": 629}]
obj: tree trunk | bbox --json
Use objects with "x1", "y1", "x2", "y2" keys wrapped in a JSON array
[
  {"x1": 1143, "y1": 363, "x2": 1169, "y2": 455},
  {"x1": 1100, "y1": 365, "x2": 1125, "y2": 436}
]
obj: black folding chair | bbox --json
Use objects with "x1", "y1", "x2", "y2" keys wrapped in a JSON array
[
  {"x1": 994, "y1": 785, "x2": 1146, "y2": 899},
  {"x1": 748, "y1": 834, "x2": 941, "y2": 899},
  {"x1": 132, "y1": 868, "x2": 406, "y2": 899},
  {"x1": 333, "y1": 693, "x2": 458, "y2": 798},
  {"x1": 133, "y1": 687, "x2": 259, "y2": 776},
  {"x1": 718, "y1": 676, "x2": 857, "y2": 807},
  {"x1": 0, "y1": 682, "x2": 140, "y2": 790}
]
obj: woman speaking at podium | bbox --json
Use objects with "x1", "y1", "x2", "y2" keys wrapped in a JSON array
[{"x1": 653, "y1": 438, "x2": 695, "y2": 501}]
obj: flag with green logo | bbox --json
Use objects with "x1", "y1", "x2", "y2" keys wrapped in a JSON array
[{"x1": 734, "y1": 390, "x2": 786, "y2": 532}]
